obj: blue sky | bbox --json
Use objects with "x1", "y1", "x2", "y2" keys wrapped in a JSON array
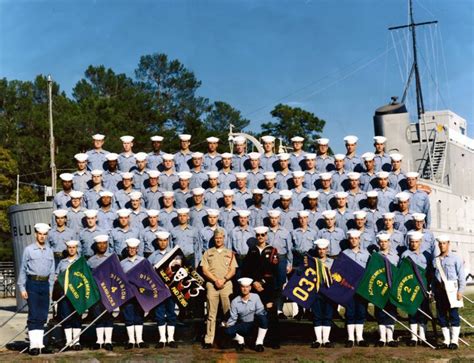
[{"x1": 1, "y1": 0, "x2": 473, "y2": 152}]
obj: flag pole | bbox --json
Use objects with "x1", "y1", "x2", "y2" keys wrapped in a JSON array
[
  {"x1": 58, "y1": 309, "x2": 108, "y2": 353},
  {"x1": 460, "y1": 315, "x2": 474, "y2": 328},
  {"x1": 0, "y1": 302, "x2": 28, "y2": 327},
  {"x1": 0, "y1": 326, "x2": 27, "y2": 349},
  {"x1": 462, "y1": 295, "x2": 474, "y2": 304},
  {"x1": 382, "y1": 308, "x2": 436, "y2": 349}
]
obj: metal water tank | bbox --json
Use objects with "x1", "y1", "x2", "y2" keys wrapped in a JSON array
[{"x1": 7, "y1": 202, "x2": 52, "y2": 307}]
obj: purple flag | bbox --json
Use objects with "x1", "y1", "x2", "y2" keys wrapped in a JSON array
[
  {"x1": 126, "y1": 259, "x2": 172, "y2": 313},
  {"x1": 92, "y1": 254, "x2": 134, "y2": 312},
  {"x1": 319, "y1": 253, "x2": 365, "y2": 306}
]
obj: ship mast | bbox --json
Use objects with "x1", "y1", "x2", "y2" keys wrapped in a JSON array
[{"x1": 388, "y1": 0, "x2": 437, "y2": 122}]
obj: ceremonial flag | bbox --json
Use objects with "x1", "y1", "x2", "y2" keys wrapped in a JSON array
[
  {"x1": 356, "y1": 253, "x2": 396, "y2": 309},
  {"x1": 57, "y1": 257, "x2": 101, "y2": 315},
  {"x1": 153, "y1": 246, "x2": 205, "y2": 308},
  {"x1": 389, "y1": 258, "x2": 427, "y2": 316},
  {"x1": 92, "y1": 254, "x2": 134, "y2": 312},
  {"x1": 126, "y1": 259, "x2": 172, "y2": 312},
  {"x1": 319, "y1": 253, "x2": 365, "y2": 306}
]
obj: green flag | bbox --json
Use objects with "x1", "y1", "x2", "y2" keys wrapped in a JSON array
[
  {"x1": 356, "y1": 253, "x2": 394, "y2": 309},
  {"x1": 57, "y1": 256, "x2": 101, "y2": 315},
  {"x1": 389, "y1": 258, "x2": 427, "y2": 316}
]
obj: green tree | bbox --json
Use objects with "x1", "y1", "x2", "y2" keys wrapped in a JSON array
[{"x1": 204, "y1": 101, "x2": 250, "y2": 134}]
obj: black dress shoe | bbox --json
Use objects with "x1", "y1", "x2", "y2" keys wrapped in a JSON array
[
  {"x1": 92, "y1": 343, "x2": 101, "y2": 350},
  {"x1": 437, "y1": 343, "x2": 449, "y2": 350},
  {"x1": 420, "y1": 341, "x2": 431, "y2": 347},
  {"x1": 155, "y1": 342, "x2": 166, "y2": 348},
  {"x1": 345, "y1": 340, "x2": 354, "y2": 348},
  {"x1": 357, "y1": 340, "x2": 369, "y2": 347},
  {"x1": 73, "y1": 344, "x2": 82, "y2": 351},
  {"x1": 41, "y1": 346, "x2": 53, "y2": 354},
  {"x1": 124, "y1": 342, "x2": 134, "y2": 350},
  {"x1": 376, "y1": 340, "x2": 385, "y2": 347},
  {"x1": 311, "y1": 341, "x2": 321, "y2": 349},
  {"x1": 449, "y1": 343, "x2": 459, "y2": 350},
  {"x1": 277, "y1": 313, "x2": 287, "y2": 320},
  {"x1": 104, "y1": 343, "x2": 113, "y2": 351},
  {"x1": 294, "y1": 311, "x2": 304, "y2": 321},
  {"x1": 271, "y1": 343, "x2": 280, "y2": 349},
  {"x1": 202, "y1": 343, "x2": 212, "y2": 349},
  {"x1": 235, "y1": 343, "x2": 245, "y2": 352},
  {"x1": 387, "y1": 341, "x2": 398, "y2": 347},
  {"x1": 137, "y1": 342, "x2": 148, "y2": 349},
  {"x1": 324, "y1": 342, "x2": 335, "y2": 348},
  {"x1": 29, "y1": 348, "x2": 40, "y2": 356},
  {"x1": 168, "y1": 341, "x2": 178, "y2": 348},
  {"x1": 255, "y1": 344, "x2": 264, "y2": 352},
  {"x1": 406, "y1": 340, "x2": 417, "y2": 347}
]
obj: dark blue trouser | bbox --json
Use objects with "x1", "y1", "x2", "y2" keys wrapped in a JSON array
[
  {"x1": 275, "y1": 256, "x2": 288, "y2": 310},
  {"x1": 311, "y1": 294, "x2": 334, "y2": 327},
  {"x1": 374, "y1": 302, "x2": 396, "y2": 325},
  {"x1": 59, "y1": 297, "x2": 82, "y2": 329},
  {"x1": 121, "y1": 298, "x2": 144, "y2": 326},
  {"x1": 435, "y1": 288, "x2": 460, "y2": 327},
  {"x1": 225, "y1": 314, "x2": 269, "y2": 338},
  {"x1": 155, "y1": 297, "x2": 177, "y2": 326},
  {"x1": 408, "y1": 298, "x2": 429, "y2": 325},
  {"x1": 26, "y1": 278, "x2": 50, "y2": 330},
  {"x1": 345, "y1": 295, "x2": 367, "y2": 325},
  {"x1": 91, "y1": 302, "x2": 113, "y2": 328}
]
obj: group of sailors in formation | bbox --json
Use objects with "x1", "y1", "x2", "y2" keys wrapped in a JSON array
[{"x1": 18, "y1": 132, "x2": 465, "y2": 355}]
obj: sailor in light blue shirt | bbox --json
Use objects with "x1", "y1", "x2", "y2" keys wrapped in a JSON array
[
  {"x1": 343, "y1": 135, "x2": 363, "y2": 172},
  {"x1": 73, "y1": 153, "x2": 92, "y2": 193},
  {"x1": 86, "y1": 134, "x2": 109, "y2": 171},
  {"x1": 117, "y1": 135, "x2": 136, "y2": 172},
  {"x1": 219, "y1": 194, "x2": 239, "y2": 234},
  {"x1": 141, "y1": 210, "x2": 167, "y2": 256},
  {"x1": 401, "y1": 231, "x2": 432, "y2": 270},
  {"x1": 343, "y1": 229, "x2": 370, "y2": 268},
  {"x1": 289, "y1": 136, "x2": 306, "y2": 171},
  {"x1": 142, "y1": 171, "x2": 163, "y2": 210},
  {"x1": 316, "y1": 210, "x2": 346, "y2": 256},
  {"x1": 159, "y1": 155, "x2": 179, "y2": 191},
  {"x1": 48, "y1": 210, "x2": 79, "y2": 264},
  {"x1": 159, "y1": 194, "x2": 178, "y2": 231},
  {"x1": 54, "y1": 173, "x2": 74, "y2": 210},
  {"x1": 147, "y1": 135, "x2": 165, "y2": 170},
  {"x1": 110, "y1": 209, "x2": 142, "y2": 257},
  {"x1": 203, "y1": 136, "x2": 221, "y2": 171},
  {"x1": 230, "y1": 211, "x2": 256, "y2": 257},
  {"x1": 170, "y1": 208, "x2": 199, "y2": 263}
]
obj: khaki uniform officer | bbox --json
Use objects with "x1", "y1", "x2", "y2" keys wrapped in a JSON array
[{"x1": 201, "y1": 228, "x2": 238, "y2": 349}]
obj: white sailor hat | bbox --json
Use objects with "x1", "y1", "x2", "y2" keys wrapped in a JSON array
[
  {"x1": 207, "y1": 171, "x2": 219, "y2": 179},
  {"x1": 99, "y1": 190, "x2": 114, "y2": 198},
  {"x1": 93, "y1": 234, "x2": 109, "y2": 243},
  {"x1": 235, "y1": 172, "x2": 248, "y2": 179},
  {"x1": 248, "y1": 152, "x2": 261, "y2": 160},
  {"x1": 362, "y1": 152, "x2": 375, "y2": 161},
  {"x1": 92, "y1": 133, "x2": 105, "y2": 141},
  {"x1": 317, "y1": 138, "x2": 329, "y2": 145},
  {"x1": 322, "y1": 210, "x2": 336, "y2": 219},
  {"x1": 34, "y1": 223, "x2": 51, "y2": 233},
  {"x1": 347, "y1": 229, "x2": 361, "y2": 238},
  {"x1": 390, "y1": 153, "x2": 403, "y2": 161},
  {"x1": 314, "y1": 238, "x2": 330, "y2": 249},
  {"x1": 291, "y1": 136, "x2": 304, "y2": 143},
  {"x1": 91, "y1": 169, "x2": 103, "y2": 176},
  {"x1": 129, "y1": 191, "x2": 142, "y2": 200},
  {"x1": 232, "y1": 136, "x2": 246, "y2": 144},
  {"x1": 223, "y1": 189, "x2": 234, "y2": 196},
  {"x1": 261, "y1": 135, "x2": 275, "y2": 143},
  {"x1": 163, "y1": 191, "x2": 175, "y2": 198},
  {"x1": 278, "y1": 153, "x2": 290, "y2": 161},
  {"x1": 279, "y1": 190, "x2": 293, "y2": 199},
  {"x1": 347, "y1": 172, "x2": 361, "y2": 180},
  {"x1": 74, "y1": 153, "x2": 88, "y2": 162},
  {"x1": 292, "y1": 171, "x2": 305, "y2": 178},
  {"x1": 436, "y1": 235, "x2": 450, "y2": 243},
  {"x1": 319, "y1": 172, "x2": 332, "y2": 180},
  {"x1": 177, "y1": 171, "x2": 192, "y2": 180},
  {"x1": 53, "y1": 209, "x2": 68, "y2": 218},
  {"x1": 162, "y1": 153, "x2": 174, "y2": 161},
  {"x1": 376, "y1": 171, "x2": 390, "y2": 179},
  {"x1": 305, "y1": 153, "x2": 316, "y2": 160},
  {"x1": 344, "y1": 135, "x2": 358, "y2": 144},
  {"x1": 69, "y1": 190, "x2": 84, "y2": 199},
  {"x1": 268, "y1": 209, "x2": 281, "y2": 218},
  {"x1": 155, "y1": 231, "x2": 170, "y2": 240},
  {"x1": 383, "y1": 212, "x2": 395, "y2": 219},
  {"x1": 105, "y1": 152, "x2": 119, "y2": 161},
  {"x1": 59, "y1": 173, "x2": 74, "y2": 181},
  {"x1": 84, "y1": 209, "x2": 98, "y2": 218},
  {"x1": 150, "y1": 135, "x2": 164, "y2": 142},
  {"x1": 353, "y1": 210, "x2": 367, "y2": 219},
  {"x1": 297, "y1": 210, "x2": 309, "y2": 218},
  {"x1": 121, "y1": 172, "x2": 134, "y2": 179},
  {"x1": 238, "y1": 277, "x2": 253, "y2": 286},
  {"x1": 192, "y1": 187, "x2": 205, "y2": 195},
  {"x1": 334, "y1": 154, "x2": 345, "y2": 161},
  {"x1": 179, "y1": 134, "x2": 191, "y2": 141},
  {"x1": 206, "y1": 136, "x2": 219, "y2": 143},
  {"x1": 396, "y1": 192, "x2": 410, "y2": 202},
  {"x1": 254, "y1": 226, "x2": 269, "y2": 234},
  {"x1": 117, "y1": 209, "x2": 132, "y2": 217},
  {"x1": 237, "y1": 210, "x2": 251, "y2": 217},
  {"x1": 263, "y1": 171, "x2": 276, "y2": 179},
  {"x1": 147, "y1": 209, "x2": 159, "y2": 217},
  {"x1": 192, "y1": 152, "x2": 204, "y2": 159},
  {"x1": 306, "y1": 191, "x2": 320, "y2": 199},
  {"x1": 176, "y1": 208, "x2": 190, "y2": 214},
  {"x1": 120, "y1": 135, "x2": 134, "y2": 143},
  {"x1": 367, "y1": 190, "x2": 378, "y2": 198},
  {"x1": 147, "y1": 170, "x2": 160, "y2": 178},
  {"x1": 252, "y1": 188, "x2": 264, "y2": 194},
  {"x1": 406, "y1": 171, "x2": 420, "y2": 178},
  {"x1": 206, "y1": 209, "x2": 220, "y2": 217},
  {"x1": 412, "y1": 213, "x2": 426, "y2": 221},
  {"x1": 126, "y1": 238, "x2": 140, "y2": 248},
  {"x1": 407, "y1": 230, "x2": 423, "y2": 240},
  {"x1": 65, "y1": 240, "x2": 79, "y2": 247},
  {"x1": 373, "y1": 136, "x2": 387, "y2": 144},
  {"x1": 376, "y1": 233, "x2": 391, "y2": 241},
  {"x1": 335, "y1": 191, "x2": 348, "y2": 199},
  {"x1": 135, "y1": 152, "x2": 148, "y2": 162},
  {"x1": 221, "y1": 152, "x2": 233, "y2": 158}
]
